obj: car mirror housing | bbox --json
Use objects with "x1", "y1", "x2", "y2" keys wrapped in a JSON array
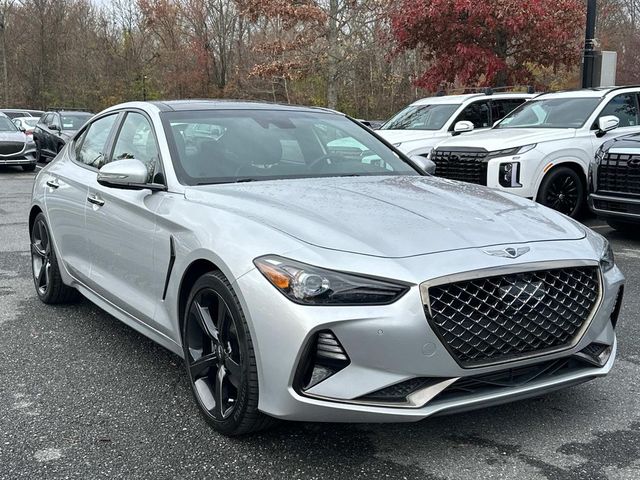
[
  {"x1": 410, "y1": 155, "x2": 437, "y2": 175},
  {"x1": 97, "y1": 158, "x2": 154, "y2": 190},
  {"x1": 598, "y1": 115, "x2": 619, "y2": 135},
  {"x1": 453, "y1": 121, "x2": 474, "y2": 136}
]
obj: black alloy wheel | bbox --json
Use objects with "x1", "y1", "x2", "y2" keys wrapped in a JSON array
[
  {"x1": 538, "y1": 167, "x2": 584, "y2": 217},
  {"x1": 30, "y1": 213, "x2": 78, "y2": 304},
  {"x1": 182, "y1": 271, "x2": 275, "y2": 435}
]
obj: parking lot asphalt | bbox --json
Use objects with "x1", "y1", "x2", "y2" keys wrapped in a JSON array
[{"x1": 1, "y1": 165, "x2": 639, "y2": 480}]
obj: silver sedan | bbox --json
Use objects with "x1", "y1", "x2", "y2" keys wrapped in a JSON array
[{"x1": 29, "y1": 100, "x2": 624, "y2": 435}]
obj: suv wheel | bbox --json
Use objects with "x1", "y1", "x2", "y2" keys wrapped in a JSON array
[
  {"x1": 537, "y1": 167, "x2": 584, "y2": 217},
  {"x1": 182, "y1": 271, "x2": 276, "y2": 435}
]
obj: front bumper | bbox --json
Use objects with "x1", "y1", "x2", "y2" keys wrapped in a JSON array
[
  {"x1": 0, "y1": 148, "x2": 37, "y2": 166},
  {"x1": 235, "y1": 240, "x2": 624, "y2": 422},
  {"x1": 589, "y1": 192, "x2": 640, "y2": 222}
]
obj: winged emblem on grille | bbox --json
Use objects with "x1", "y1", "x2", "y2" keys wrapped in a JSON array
[{"x1": 483, "y1": 246, "x2": 531, "y2": 259}]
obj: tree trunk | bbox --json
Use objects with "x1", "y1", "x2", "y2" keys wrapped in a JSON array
[
  {"x1": 494, "y1": 29, "x2": 508, "y2": 87},
  {"x1": 325, "y1": 0, "x2": 339, "y2": 109}
]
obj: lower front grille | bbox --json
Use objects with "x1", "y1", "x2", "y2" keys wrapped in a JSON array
[
  {"x1": 593, "y1": 198, "x2": 640, "y2": 215},
  {"x1": 425, "y1": 266, "x2": 601, "y2": 367},
  {"x1": 598, "y1": 153, "x2": 640, "y2": 194},
  {"x1": 0, "y1": 142, "x2": 24, "y2": 155},
  {"x1": 431, "y1": 149, "x2": 488, "y2": 185}
]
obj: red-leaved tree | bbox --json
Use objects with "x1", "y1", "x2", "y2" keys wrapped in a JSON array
[{"x1": 390, "y1": 0, "x2": 586, "y2": 90}]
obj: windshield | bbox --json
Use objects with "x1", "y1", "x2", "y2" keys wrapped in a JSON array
[
  {"x1": 22, "y1": 118, "x2": 38, "y2": 127},
  {"x1": 61, "y1": 114, "x2": 92, "y2": 130},
  {"x1": 0, "y1": 117, "x2": 18, "y2": 132},
  {"x1": 161, "y1": 109, "x2": 418, "y2": 185},
  {"x1": 381, "y1": 104, "x2": 460, "y2": 130},
  {"x1": 496, "y1": 98, "x2": 601, "y2": 129}
]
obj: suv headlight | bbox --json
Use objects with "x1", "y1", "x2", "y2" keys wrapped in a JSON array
[
  {"x1": 600, "y1": 238, "x2": 615, "y2": 272},
  {"x1": 254, "y1": 255, "x2": 410, "y2": 305},
  {"x1": 488, "y1": 144, "x2": 537, "y2": 159}
]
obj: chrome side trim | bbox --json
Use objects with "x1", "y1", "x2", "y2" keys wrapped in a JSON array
[{"x1": 419, "y1": 259, "x2": 604, "y2": 369}]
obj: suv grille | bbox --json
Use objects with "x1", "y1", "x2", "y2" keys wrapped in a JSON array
[
  {"x1": 598, "y1": 152, "x2": 640, "y2": 195},
  {"x1": 0, "y1": 142, "x2": 24, "y2": 156},
  {"x1": 431, "y1": 149, "x2": 488, "y2": 185},
  {"x1": 425, "y1": 266, "x2": 600, "y2": 367}
]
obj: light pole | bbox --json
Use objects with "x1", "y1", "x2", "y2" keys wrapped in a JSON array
[
  {"x1": 142, "y1": 75, "x2": 148, "y2": 101},
  {"x1": 581, "y1": 0, "x2": 597, "y2": 88}
]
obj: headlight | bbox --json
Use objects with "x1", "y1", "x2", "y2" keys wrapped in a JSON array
[
  {"x1": 254, "y1": 255, "x2": 410, "y2": 305},
  {"x1": 600, "y1": 238, "x2": 615, "y2": 272},
  {"x1": 488, "y1": 144, "x2": 536, "y2": 158},
  {"x1": 392, "y1": 142, "x2": 402, "y2": 147}
]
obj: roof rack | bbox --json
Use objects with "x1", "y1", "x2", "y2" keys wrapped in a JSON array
[{"x1": 434, "y1": 85, "x2": 537, "y2": 96}]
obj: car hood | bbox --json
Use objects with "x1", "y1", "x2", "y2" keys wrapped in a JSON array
[
  {"x1": 435, "y1": 128, "x2": 576, "y2": 151},
  {"x1": 184, "y1": 176, "x2": 585, "y2": 258},
  {"x1": 0, "y1": 131, "x2": 26, "y2": 142}
]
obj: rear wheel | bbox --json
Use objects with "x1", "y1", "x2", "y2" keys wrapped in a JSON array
[
  {"x1": 30, "y1": 213, "x2": 79, "y2": 304},
  {"x1": 182, "y1": 271, "x2": 276, "y2": 435},
  {"x1": 607, "y1": 219, "x2": 639, "y2": 236},
  {"x1": 537, "y1": 166, "x2": 584, "y2": 217}
]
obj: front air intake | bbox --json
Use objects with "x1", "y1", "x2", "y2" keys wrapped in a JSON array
[{"x1": 295, "y1": 330, "x2": 350, "y2": 392}]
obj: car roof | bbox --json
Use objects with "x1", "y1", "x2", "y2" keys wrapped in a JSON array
[
  {"x1": 147, "y1": 99, "x2": 338, "y2": 114},
  {"x1": 13, "y1": 116, "x2": 36, "y2": 121},
  {"x1": 411, "y1": 93, "x2": 534, "y2": 106},
  {"x1": 534, "y1": 86, "x2": 640, "y2": 100}
]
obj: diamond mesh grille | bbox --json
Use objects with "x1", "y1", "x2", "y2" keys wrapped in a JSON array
[{"x1": 426, "y1": 266, "x2": 600, "y2": 367}]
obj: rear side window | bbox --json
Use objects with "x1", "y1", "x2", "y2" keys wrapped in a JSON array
[
  {"x1": 74, "y1": 114, "x2": 118, "y2": 168},
  {"x1": 454, "y1": 101, "x2": 491, "y2": 129},
  {"x1": 492, "y1": 99, "x2": 526, "y2": 123},
  {"x1": 599, "y1": 94, "x2": 639, "y2": 127}
]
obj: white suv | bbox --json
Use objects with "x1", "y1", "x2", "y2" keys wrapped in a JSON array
[
  {"x1": 377, "y1": 92, "x2": 533, "y2": 156},
  {"x1": 428, "y1": 87, "x2": 640, "y2": 217}
]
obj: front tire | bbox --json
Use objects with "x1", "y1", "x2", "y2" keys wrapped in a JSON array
[
  {"x1": 30, "y1": 213, "x2": 79, "y2": 304},
  {"x1": 537, "y1": 166, "x2": 585, "y2": 217},
  {"x1": 182, "y1": 271, "x2": 275, "y2": 435}
]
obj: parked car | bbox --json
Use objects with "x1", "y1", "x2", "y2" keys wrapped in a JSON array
[
  {"x1": 427, "y1": 86, "x2": 640, "y2": 217},
  {"x1": 30, "y1": 100, "x2": 623, "y2": 435},
  {"x1": 33, "y1": 110, "x2": 93, "y2": 161},
  {"x1": 1, "y1": 108, "x2": 33, "y2": 119},
  {"x1": 0, "y1": 113, "x2": 37, "y2": 171},
  {"x1": 26, "y1": 109, "x2": 44, "y2": 118},
  {"x1": 13, "y1": 116, "x2": 39, "y2": 137},
  {"x1": 589, "y1": 131, "x2": 640, "y2": 233},
  {"x1": 377, "y1": 92, "x2": 533, "y2": 157}
]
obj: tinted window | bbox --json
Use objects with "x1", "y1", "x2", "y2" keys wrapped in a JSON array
[
  {"x1": 497, "y1": 98, "x2": 601, "y2": 129},
  {"x1": 61, "y1": 113, "x2": 91, "y2": 130},
  {"x1": 42, "y1": 113, "x2": 52, "y2": 125},
  {"x1": 599, "y1": 94, "x2": 639, "y2": 127},
  {"x1": 75, "y1": 114, "x2": 118, "y2": 168},
  {"x1": 454, "y1": 101, "x2": 491, "y2": 129},
  {"x1": 381, "y1": 104, "x2": 460, "y2": 130},
  {"x1": 492, "y1": 99, "x2": 526, "y2": 123},
  {"x1": 111, "y1": 112, "x2": 160, "y2": 182},
  {"x1": 162, "y1": 109, "x2": 418, "y2": 185}
]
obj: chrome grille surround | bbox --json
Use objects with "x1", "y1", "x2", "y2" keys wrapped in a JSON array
[{"x1": 420, "y1": 261, "x2": 603, "y2": 368}]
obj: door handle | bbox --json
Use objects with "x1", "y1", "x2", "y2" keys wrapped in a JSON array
[
  {"x1": 87, "y1": 194, "x2": 105, "y2": 207},
  {"x1": 46, "y1": 179, "x2": 59, "y2": 189}
]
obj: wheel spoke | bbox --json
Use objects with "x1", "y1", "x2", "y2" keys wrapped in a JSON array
[
  {"x1": 37, "y1": 261, "x2": 47, "y2": 289},
  {"x1": 215, "y1": 365, "x2": 232, "y2": 419},
  {"x1": 38, "y1": 221, "x2": 50, "y2": 254},
  {"x1": 189, "y1": 351, "x2": 218, "y2": 378},
  {"x1": 31, "y1": 242, "x2": 46, "y2": 258},
  {"x1": 224, "y1": 357, "x2": 241, "y2": 388},
  {"x1": 192, "y1": 300, "x2": 219, "y2": 343}
]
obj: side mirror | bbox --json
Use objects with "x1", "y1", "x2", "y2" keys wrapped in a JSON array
[
  {"x1": 453, "y1": 121, "x2": 474, "y2": 136},
  {"x1": 598, "y1": 115, "x2": 619, "y2": 134},
  {"x1": 410, "y1": 155, "x2": 437, "y2": 175},
  {"x1": 97, "y1": 159, "x2": 149, "y2": 189},
  {"x1": 48, "y1": 123, "x2": 60, "y2": 131}
]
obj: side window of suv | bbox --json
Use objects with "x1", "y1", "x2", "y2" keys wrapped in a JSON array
[
  {"x1": 42, "y1": 113, "x2": 52, "y2": 126},
  {"x1": 454, "y1": 101, "x2": 491, "y2": 129},
  {"x1": 75, "y1": 114, "x2": 118, "y2": 168},
  {"x1": 599, "y1": 94, "x2": 639, "y2": 127},
  {"x1": 111, "y1": 112, "x2": 161, "y2": 183},
  {"x1": 491, "y1": 99, "x2": 526, "y2": 124}
]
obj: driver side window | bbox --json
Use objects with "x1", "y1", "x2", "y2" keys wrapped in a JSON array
[
  {"x1": 599, "y1": 94, "x2": 639, "y2": 127},
  {"x1": 453, "y1": 101, "x2": 491, "y2": 129},
  {"x1": 111, "y1": 112, "x2": 161, "y2": 183},
  {"x1": 75, "y1": 114, "x2": 118, "y2": 168}
]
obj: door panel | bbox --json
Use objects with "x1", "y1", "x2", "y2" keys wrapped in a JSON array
[{"x1": 44, "y1": 158, "x2": 93, "y2": 283}]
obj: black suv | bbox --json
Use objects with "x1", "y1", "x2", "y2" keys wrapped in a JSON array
[
  {"x1": 589, "y1": 132, "x2": 640, "y2": 234},
  {"x1": 33, "y1": 110, "x2": 93, "y2": 161}
]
